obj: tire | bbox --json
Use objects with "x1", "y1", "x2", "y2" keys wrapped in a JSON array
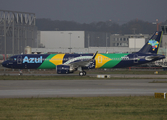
[
  {"x1": 83, "y1": 71, "x2": 86, "y2": 76},
  {"x1": 79, "y1": 72, "x2": 83, "y2": 76},
  {"x1": 79, "y1": 71, "x2": 86, "y2": 76}
]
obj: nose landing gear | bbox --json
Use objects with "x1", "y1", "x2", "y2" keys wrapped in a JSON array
[{"x1": 19, "y1": 70, "x2": 23, "y2": 75}]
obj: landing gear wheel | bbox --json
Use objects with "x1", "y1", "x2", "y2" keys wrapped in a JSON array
[
  {"x1": 79, "y1": 72, "x2": 83, "y2": 76},
  {"x1": 83, "y1": 71, "x2": 86, "y2": 76},
  {"x1": 19, "y1": 70, "x2": 23, "y2": 76},
  {"x1": 79, "y1": 71, "x2": 86, "y2": 76},
  {"x1": 19, "y1": 73, "x2": 23, "y2": 76}
]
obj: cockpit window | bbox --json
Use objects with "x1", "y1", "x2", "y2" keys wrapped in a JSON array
[{"x1": 8, "y1": 58, "x2": 13, "y2": 61}]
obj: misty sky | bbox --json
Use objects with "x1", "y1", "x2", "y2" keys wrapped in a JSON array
[{"x1": 0, "y1": 0, "x2": 167, "y2": 24}]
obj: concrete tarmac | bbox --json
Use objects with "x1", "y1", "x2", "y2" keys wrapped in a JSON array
[{"x1": 0, "y1": 79, "x2": 167, "y2": 98}]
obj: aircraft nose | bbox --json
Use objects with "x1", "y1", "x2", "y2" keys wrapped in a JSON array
[{"x1": 2, "y1": 61, "x2": 8, "y2": 67}]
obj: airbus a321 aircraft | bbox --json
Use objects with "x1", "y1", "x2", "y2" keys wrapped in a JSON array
[{"x1": 2, "y1": 31, "x2": 165, "y2": 76}]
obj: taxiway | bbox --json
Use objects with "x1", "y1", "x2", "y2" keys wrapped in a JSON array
[{"x1": 0, "y1": 79, "x2": 166, "y2": 98}]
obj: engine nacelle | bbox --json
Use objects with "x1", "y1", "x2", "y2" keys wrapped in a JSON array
[{"x1": 56, "y1": 65, "x2": 73, "y2": 74}]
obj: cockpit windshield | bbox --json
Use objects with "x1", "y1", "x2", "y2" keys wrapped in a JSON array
[{"x1": 8, "y1": 57, "x2": 13, "y2": 61}]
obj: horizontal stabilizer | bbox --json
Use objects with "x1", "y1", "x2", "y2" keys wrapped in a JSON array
[{"x1": 145, "y1": 55, "x2": 164, "y2": 61}]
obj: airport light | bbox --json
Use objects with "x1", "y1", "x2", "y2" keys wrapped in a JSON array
[
  {"x1": 106, "y1": 33, "x2": 108, "y2": 53},
  {"x1": 132, "y1": 28, "x2": 136, "y2": 52},
  {"x1": 69, "y1": 33, "x2": 72, "y2": 53},
  {"x1": 88, "y1": 34, "x2": 90, "y2": 53},
  {"x1": 4, "y1": 18, "x2": 6, "y2": 61}
]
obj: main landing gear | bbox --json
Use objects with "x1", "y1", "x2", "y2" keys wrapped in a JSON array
[{"x1": 79, "y1": 71, "x2": 86, "y2": 76}]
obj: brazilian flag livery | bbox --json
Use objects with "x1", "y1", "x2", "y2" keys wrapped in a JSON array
[{"x1": 35, "y1": 53, "x2": 130, "y2": 69}]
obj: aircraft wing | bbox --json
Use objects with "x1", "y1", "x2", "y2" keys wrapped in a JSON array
[
  {"x1": 64, "y1": 51, "x2": 98, "y2": 68},
  {"x1": 70, "y1": 61, "x2": 92, "y2": 68}
]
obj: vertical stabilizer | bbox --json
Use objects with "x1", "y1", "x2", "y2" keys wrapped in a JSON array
[{"x1": 138, "y1": 31, "x2": 163, "y2": 54}]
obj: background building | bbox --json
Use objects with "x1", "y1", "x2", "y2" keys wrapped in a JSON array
[
  {"x1": 35, "y1": 31, "x2": 153, "y2": 54},
  {"x1": 0, "y1": 10, "x2": 37, "y2": 55},
  {"x1": 38, "y1": 31, "x2": 85, "y2": 49},
  {"x1": 160, "y1": 25, "x2": 167, "y2": 58}
]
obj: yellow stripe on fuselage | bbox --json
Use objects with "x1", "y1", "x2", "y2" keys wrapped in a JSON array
[
  {"x1": 95, "y1": 54, "x2": 111, "y2": 68},
  {"x1": 49, "y1": 54, "x2": 65, "y2": 66}
]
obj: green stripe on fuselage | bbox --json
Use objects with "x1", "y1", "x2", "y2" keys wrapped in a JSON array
[
  {"x1": 38, "y1": 54, "x2": 57, "y2": 69},
  {"x1": 100, "y1": 53, "x2": 129, "y2": 68}
]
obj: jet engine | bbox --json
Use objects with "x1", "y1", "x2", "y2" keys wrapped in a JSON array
[{"x1": 56, "y1": 65, "x2": 73, "y2": 74}]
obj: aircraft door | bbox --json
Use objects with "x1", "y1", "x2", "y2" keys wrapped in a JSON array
[
  {"x1": 98, "y1": 56, "x2": 102, "y2": 63},
  {"x1": 134, "y1": 54, "x2": 138, "y2": 63},
  {"x1": 17, "y1": 56, "x2": 22, "y2": 64},
  {"x1": 95, "y1": 56, "x2": 103, "y2": 68}
]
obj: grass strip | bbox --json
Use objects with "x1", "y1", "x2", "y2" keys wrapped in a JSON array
[{"x1": 0, "y1": 96, "x2": 166, "y2": 120}]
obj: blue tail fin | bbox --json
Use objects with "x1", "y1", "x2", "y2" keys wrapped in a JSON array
[{"x1": 138, "y1": 31, "x2": 163, "y2": 54}]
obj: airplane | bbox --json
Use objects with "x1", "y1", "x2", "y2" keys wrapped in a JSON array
[{"x1": 2, "y1": 31, "x2": 165, "y2": 76}]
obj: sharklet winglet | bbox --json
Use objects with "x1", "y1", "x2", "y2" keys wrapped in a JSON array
[{"x1": 92, "y1": 51, "x2": 98, "y2": 59}]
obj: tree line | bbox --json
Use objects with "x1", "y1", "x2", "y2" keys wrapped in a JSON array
[{"x1": 36, "y1": 18, "x2": 167, "y2": 34}]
